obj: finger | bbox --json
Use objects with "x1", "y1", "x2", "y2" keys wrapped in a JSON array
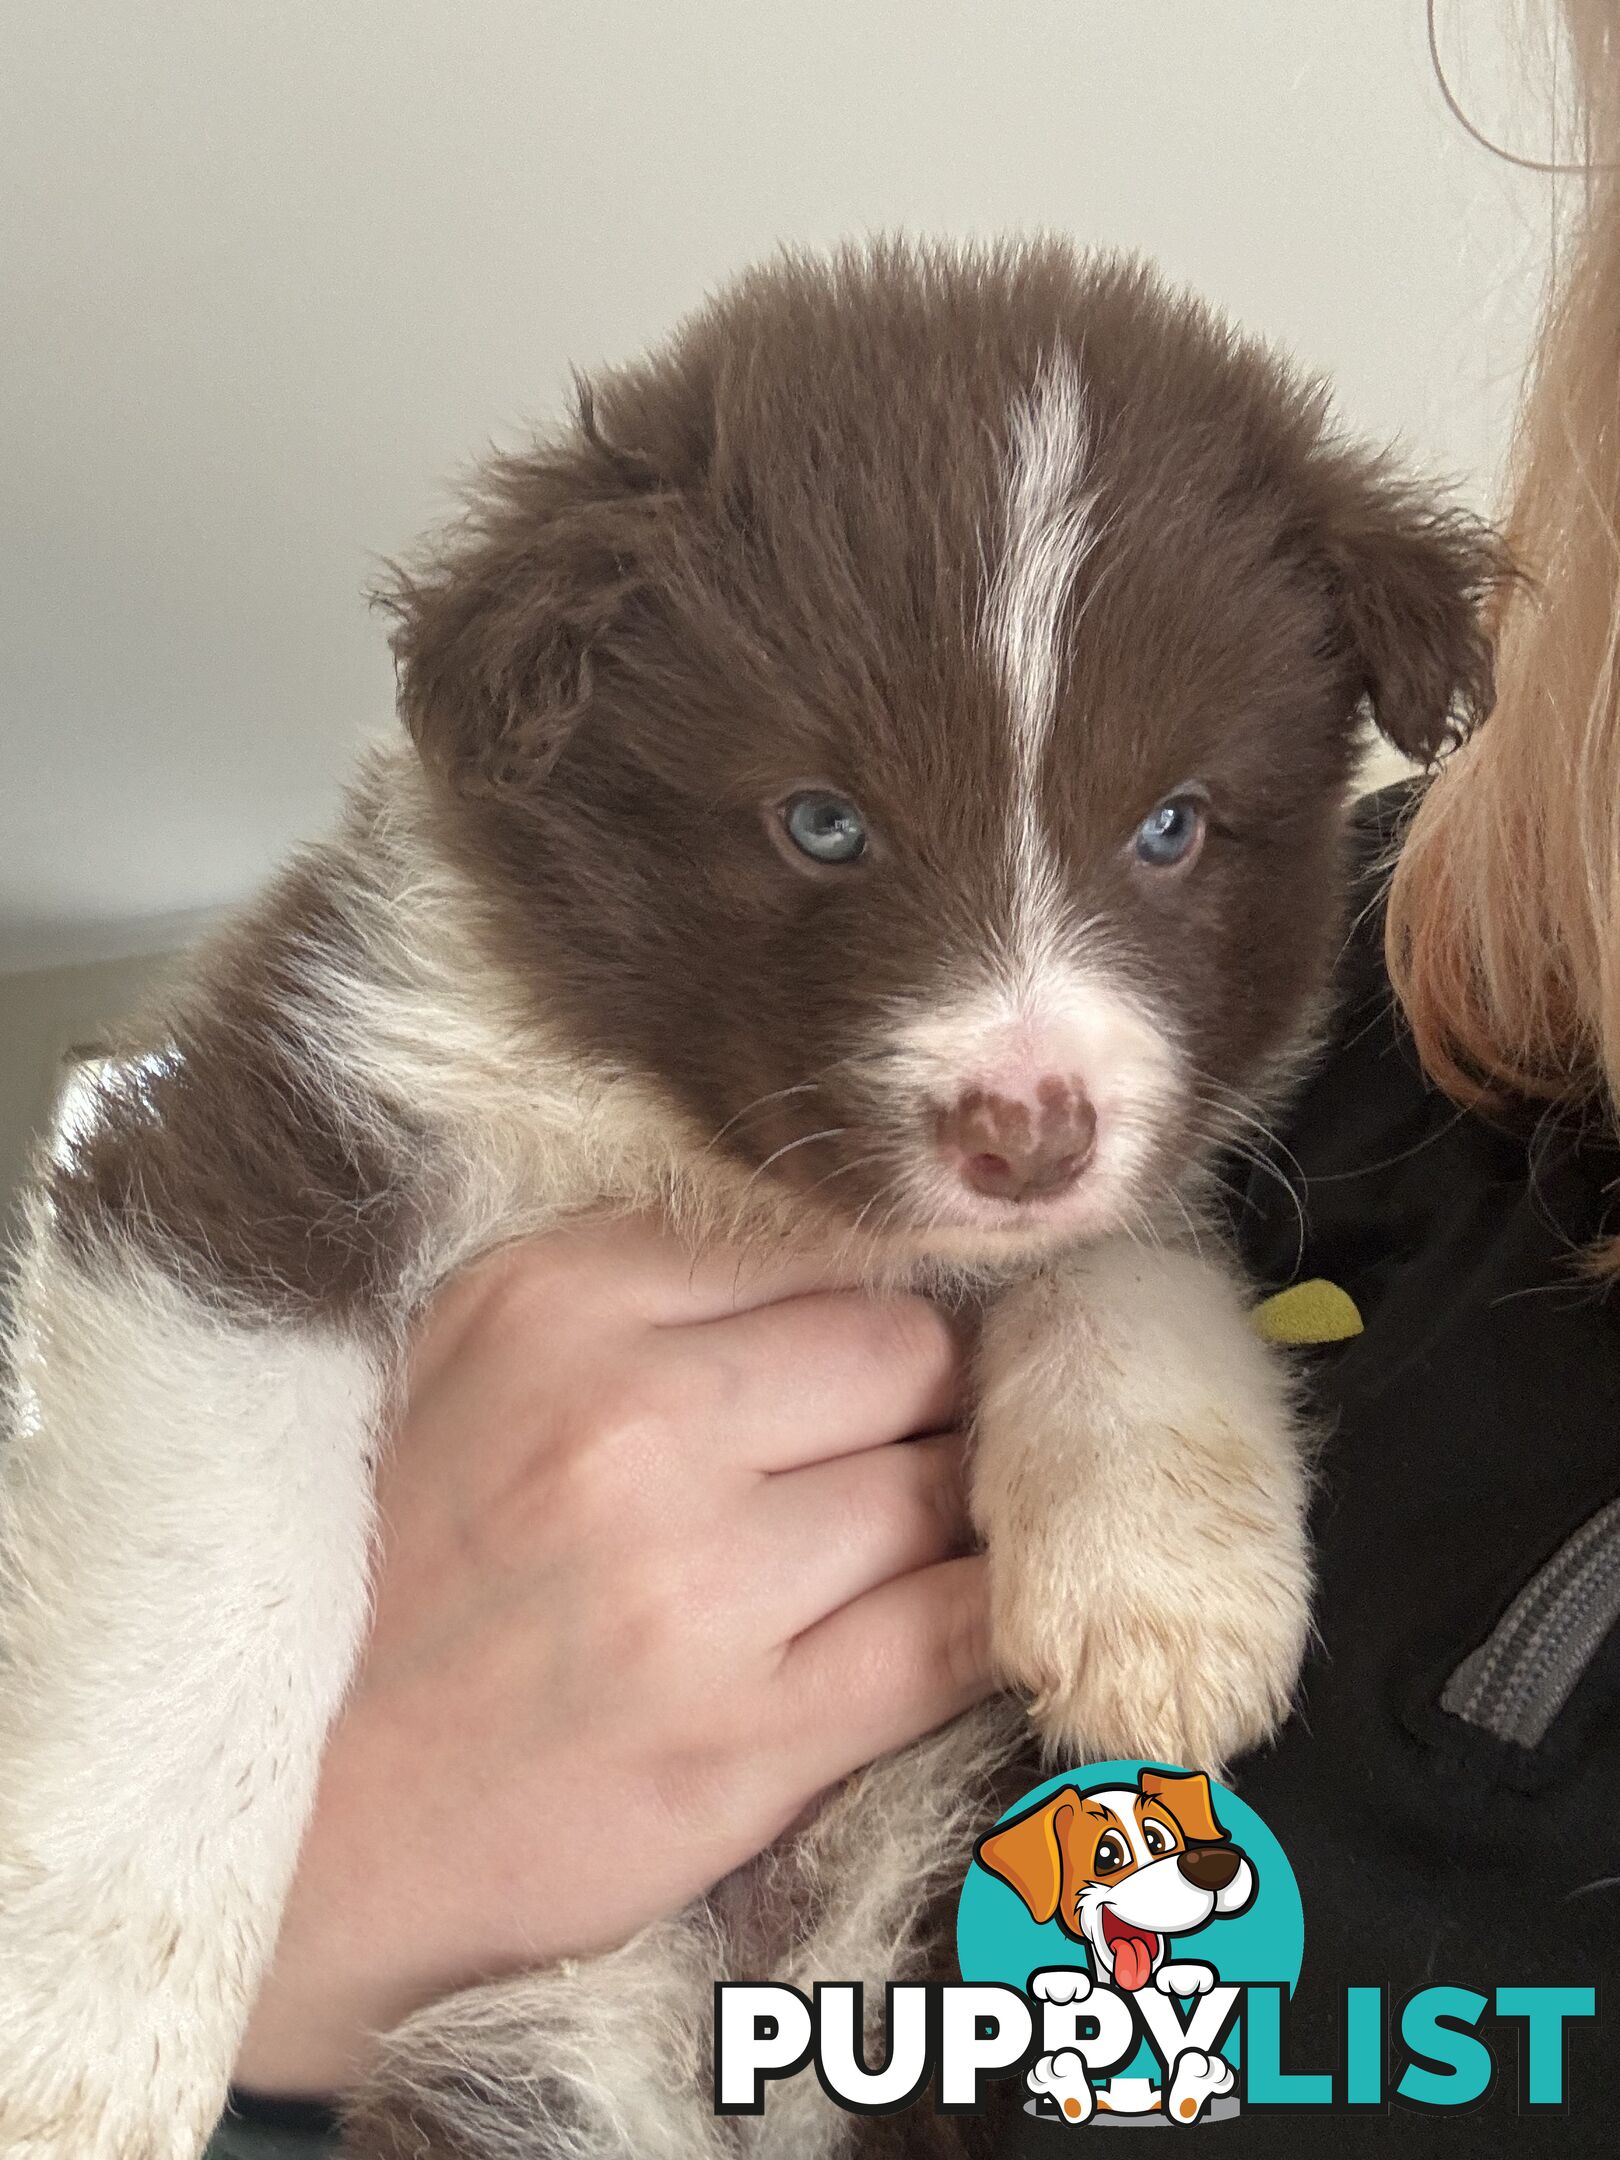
[
  {"x1": 745, "y1": 1435, "x2": 972, "y2": 1642},
  {"x1": 773, "y1": 1556, "x2": 994, "y2": 1789},
  {"x1": 669, "y1": 1292, "x2": 963, "y2": 1471},
  {"x1": 409, "y1": 1215, "x2": 865, "y2": 1386},
  {"x1": 545, "y1": 1215, "x2": 876, "y2": 1324}
]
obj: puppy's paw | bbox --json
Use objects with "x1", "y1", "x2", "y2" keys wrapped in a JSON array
[
  {"x1": 1027, "y1": 2049, "x2": 1094, "y2": 2125},
  {"x1": 1156, "y1": 1962, "x2": 1216, "y2": 1998},
  {"x1": 975, "y1": 1236, "x2": 1312, "y2": 1775},
  {"x1": 992, "y1": 1516, "x2": 1309, "y2": 1774},
  {"x1": 1165, "y1": 2047, "x2": 1234, "y2": 2125},
  {"x1": 1031, "y1": 1966, "x2": 1093, "y2": 2006}
]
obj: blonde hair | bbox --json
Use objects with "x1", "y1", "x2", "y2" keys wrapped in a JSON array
[{"x1": 1388, "y1": 0, "x2": 1620, "y2": 1261}]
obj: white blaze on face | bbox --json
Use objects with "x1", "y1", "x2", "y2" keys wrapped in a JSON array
[
  {"x1": 981, "y1": 351, "x2": 1104, "y2": 991},
  {"x1": 860, "y1": 350, "x2": 1184, "y2": 1244}
]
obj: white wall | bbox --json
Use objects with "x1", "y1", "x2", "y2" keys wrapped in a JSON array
[{"x1": 1, "y1": 1, "x2": 1553, "y2": 973}]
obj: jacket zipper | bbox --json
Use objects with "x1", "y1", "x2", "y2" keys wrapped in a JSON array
[{"x1": 1440, "y1": 1496, "x2": 1620, "y2": 1747}]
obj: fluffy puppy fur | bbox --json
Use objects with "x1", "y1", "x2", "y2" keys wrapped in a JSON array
[{"x1": 0, "y1": 239, "x2": 1504, "y2": 2160}]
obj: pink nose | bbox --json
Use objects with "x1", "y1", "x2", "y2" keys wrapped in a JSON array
[{"x1": 936, "y1": 1078, "x2": 1098, "y2": 1203}]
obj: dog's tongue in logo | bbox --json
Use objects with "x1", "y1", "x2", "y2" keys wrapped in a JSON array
[{"x1": 1102, "y1": 1911, "x2": 1159, "y2": 1993}]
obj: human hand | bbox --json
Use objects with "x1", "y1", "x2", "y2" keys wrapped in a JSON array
[{"x1": 234, "y1": 1218, "x2": 991, "y2": 2096}]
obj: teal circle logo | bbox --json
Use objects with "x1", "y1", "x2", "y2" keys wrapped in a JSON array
[{"x1": 957, "y1": 1760, "x2": 1303, "y2": 2125}]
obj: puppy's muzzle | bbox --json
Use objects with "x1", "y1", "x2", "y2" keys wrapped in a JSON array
[{"x1": 936, "y1": 1076, "x2": 1097, "y2": 1202}]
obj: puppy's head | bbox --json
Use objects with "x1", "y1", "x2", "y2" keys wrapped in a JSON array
[{"x1": 383, "y1": 240, "x2": 1506, "y2": 1260}]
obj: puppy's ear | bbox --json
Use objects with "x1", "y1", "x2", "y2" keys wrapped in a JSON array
[
  {"x1": 975, "y1": 1790, "x2": 1078, "y2": 1925},
  {"x1": 376, "y1": 391, "x2": 665, "y2": 801},
  {"x1": 1307, "y1": 457, "x2": 1513, "y2": 765},
  {"x1": 1139, "y1": 1769, "x2": 1226, "y2": 1847}
]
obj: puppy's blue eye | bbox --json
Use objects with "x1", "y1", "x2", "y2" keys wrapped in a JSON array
[
  {"x1": 1133, "y1": 795, "x2": 1206, "y2": 870},
  {"x1": 783, "y1": 792, "x2": 867, "y2": 865}
]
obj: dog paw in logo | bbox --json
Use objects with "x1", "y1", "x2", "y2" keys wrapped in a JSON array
[{"x1": 956, "y1": 1760, "x2": 1304, "y2": 2127}]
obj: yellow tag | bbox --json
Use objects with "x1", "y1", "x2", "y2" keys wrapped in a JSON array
[{"x1": 1251, "y1": 1279, "x2": 1363, "y2": 1346}]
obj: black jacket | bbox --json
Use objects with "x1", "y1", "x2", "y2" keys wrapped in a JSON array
[
  {"x1": 1199, "y1": 794, "x2": 1618, "y2": 2155},
  {"x1": 1005, "y1": 792, "x2": 1620, "y2": 2156}
]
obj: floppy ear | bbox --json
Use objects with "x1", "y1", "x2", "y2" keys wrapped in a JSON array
[
  {"x1": 1308, "y1": 458, "x2": 1513, "y2": 766},
  {"x1": 1139, "y1": 1770, "x2": 1226, "y2": 1847},
  {"x1": 376, "y1": 391, "x2": 664, "y2": 802},
  {"x1": 974, "y1": 1789, "x2": 1078, "y2": 1925}
]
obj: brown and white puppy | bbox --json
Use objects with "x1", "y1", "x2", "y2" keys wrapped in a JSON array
[{"x1": 0, "y1": 240, "x2": 1502, "y2": 2160}]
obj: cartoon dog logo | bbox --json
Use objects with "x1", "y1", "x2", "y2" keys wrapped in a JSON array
[{"x1": 975, "y1": 1769, "x2": 1256, "y2": 2125}]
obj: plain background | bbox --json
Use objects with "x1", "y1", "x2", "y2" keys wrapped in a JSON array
[{"x1": 0, "y1": 2, "x2": 1564, "y2": 1220}]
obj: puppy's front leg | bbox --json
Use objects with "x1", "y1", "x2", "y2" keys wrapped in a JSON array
[
  {"x1": 974, "y1": 1239, "x2": 1310, "y2": 1772},
  {"x1": 0, "y1": 1228, "x2": 382, "y2": 2160}
]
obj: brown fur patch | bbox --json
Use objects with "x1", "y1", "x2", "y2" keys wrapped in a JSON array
[{"x1": 46, "y1": 839, "x2": 423, "y2": 1327}]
